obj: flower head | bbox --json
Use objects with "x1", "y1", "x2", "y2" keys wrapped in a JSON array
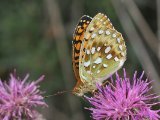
[
  {"x1": 0, "y1": 72, "x2": 47, "y2": 120},
  {"x1": 86, "y1": 69, "x2": 160, "y2": 120}
]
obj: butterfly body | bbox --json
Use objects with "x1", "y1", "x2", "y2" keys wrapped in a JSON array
[{"x1": 72, "y1": 13, "x2": 126, "y2": 96}]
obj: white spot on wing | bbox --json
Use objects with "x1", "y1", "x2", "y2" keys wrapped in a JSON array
[
  {"x1": 90, "y1": 27, "x2": 94, "y2": 31},
  {"x1": 91, "y1": 33, "x2": 96, "y2": 38},
  {"x1": 103, "y1": 64, "x2": 108, "y2": 68},
  {"x1": 86, "y1": 50, "x2": 90, "y2": 54},
  {"x1": 97, "y1": 70, "x2": 100, "y2": 73},
  {"x1": 98, "y1": 30, "x2": 104, "y2": 34},
  {"x1": 93, "y1": 65, "x2": 96, "y2": 68},
  {"x1": 106, "y1": 54, "x2": 112, "y2": 59},
  {"x1": 105, "y1": 30, "x2": 110, "y2": 35},
  {"x1": 119, "y1": 45, "x2": 123, "y2": 51},
  {"x1": 91, "y1": 47, "x2": 96, "y2": 54},
  {"x1": 121, "y1": 52, "x2": 125, "y2": 57},
  {"x1": 119, "y1": 60, "x2": 124, "y2": 67},
  {"x1": 94, "y1": 57, "x2": 102, "y2": 64},
  {"x1": 114, "y1": 57, "x2": 119, "y2": 62},
  {"x1": 105, "y1": 46, "x2": 111, "y2": 53},
  {"x1": 84, "y1": 61, "x2": 90, "y2": 67},
  {"x1": 97, "y1": 47, "x2": 101, "y2": 51},
  {"x1": 112, "y1": 33, "x2": 116, "y2": 38},
  {"x1": 117, "y1": 38, "x2": 121, "y2": 43}
]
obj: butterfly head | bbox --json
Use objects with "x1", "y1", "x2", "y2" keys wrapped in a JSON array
[{"x1": 72, "y1": 80, "x2": 97, "y2": 96}]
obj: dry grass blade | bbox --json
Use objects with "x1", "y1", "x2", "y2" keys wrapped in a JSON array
[
  {"x1": 123, "y1": 0, "x2": 158, "y2": 56},
  {"x1": 157, "y1": 0, "x2": 160, "y2": 61}
]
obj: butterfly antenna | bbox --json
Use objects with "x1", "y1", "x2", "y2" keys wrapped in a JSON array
[{"x1": 44, "y1": 90, "x2": 73, "y2": 98}]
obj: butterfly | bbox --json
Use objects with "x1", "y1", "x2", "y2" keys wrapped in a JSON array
[{"x1": 72, "y1": 13, "x2": 126, "y2": 96}]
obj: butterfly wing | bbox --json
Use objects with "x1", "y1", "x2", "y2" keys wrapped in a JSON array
[
  {"x1": 79, "y1": 13, "x2": 126, "y2": 84},
  {"x1": 72, "y1": 15, "x2": 92, "y2": 83}
]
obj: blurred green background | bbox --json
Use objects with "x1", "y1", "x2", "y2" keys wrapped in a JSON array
[{"x1": 0, "y1": 0, "x2": 159, "y2": 120}]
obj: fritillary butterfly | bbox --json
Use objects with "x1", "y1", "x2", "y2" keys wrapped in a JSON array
[{"x1": 72, "y1": 13, "x2": 126, "y2": 96}]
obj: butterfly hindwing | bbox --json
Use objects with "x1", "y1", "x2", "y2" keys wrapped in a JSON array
[{"x1": 79, "y1": 13, "x2": 126, "y2": 84}]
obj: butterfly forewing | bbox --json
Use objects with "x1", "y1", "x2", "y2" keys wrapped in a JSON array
[
  {"x1": 72, "y1": 15, "x2": 92, "y2": 82},
  {"x1": 79, "y1": 13, "x2": 126, "y2": 84}
]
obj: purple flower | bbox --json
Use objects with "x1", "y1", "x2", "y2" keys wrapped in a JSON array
[
  {"x1": 0, "y1": 72, "x2": 47, "y2": 120},
  {"x1": 86, "y1": 69, "x2": 160, "y2": 120}
]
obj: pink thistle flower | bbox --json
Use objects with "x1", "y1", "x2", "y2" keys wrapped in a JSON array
[
  {"x1": 85, "y1": 69, "x2": 160, "y2": 120},
  {"x1": 0, "y1": 72, "x2": 47, "y2": 120}
]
